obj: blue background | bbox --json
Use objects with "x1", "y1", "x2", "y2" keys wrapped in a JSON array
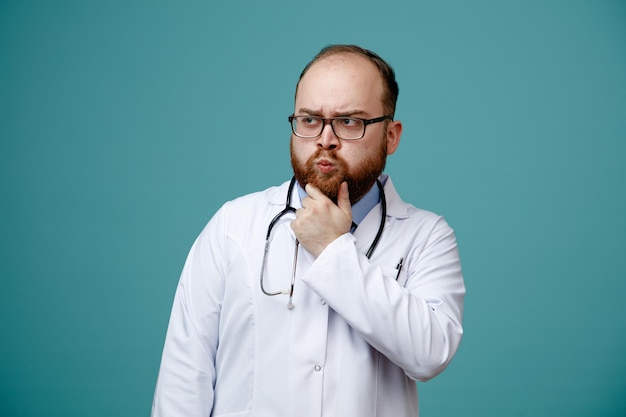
[{"x1": 1, "y1": 1, "x2": 625, "y2": 416}]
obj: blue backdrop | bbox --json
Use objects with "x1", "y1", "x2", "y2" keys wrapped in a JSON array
[{"x1": 1, "y1": 1, "x2": 625, "y2": 416}]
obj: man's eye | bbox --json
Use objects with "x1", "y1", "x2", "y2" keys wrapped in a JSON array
[
  {"x1": 340, "y1": 118, "x2": 359, "y2": 127},
  {"x1": 302, "y1": 117, "x2": 320, "y2": 126}
]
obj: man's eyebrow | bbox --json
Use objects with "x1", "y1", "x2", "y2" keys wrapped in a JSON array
[
  {"x1": 297, "y1": 108, "x2": 322, "y2": 116},
  {"x1": 297, "y1": 108, "x2": 368, "y2": 117}
]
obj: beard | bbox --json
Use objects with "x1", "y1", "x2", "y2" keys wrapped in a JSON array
[{"x1": 290, "y1": 136, "x2": 388, "y2": 204}]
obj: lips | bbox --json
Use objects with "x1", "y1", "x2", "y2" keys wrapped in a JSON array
[{"x1": 315, "y1": 158, "x2": 336, "y2": 174}]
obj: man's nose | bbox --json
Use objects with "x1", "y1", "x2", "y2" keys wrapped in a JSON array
[{"x1": 316, "y1": 122, "x2": 341, "y2": 150}]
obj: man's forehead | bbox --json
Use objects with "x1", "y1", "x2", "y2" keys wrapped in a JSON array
[
  {"x1": 305, "y1": 52, "x2": 375, "y2": 74},
  {"x1": 297, "y1": 53, "x2": 383, "y2": 95}
]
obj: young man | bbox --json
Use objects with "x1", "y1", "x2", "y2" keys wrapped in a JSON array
[{"x1": 152, "y1": 44, "x2": 465, "y2": 417}]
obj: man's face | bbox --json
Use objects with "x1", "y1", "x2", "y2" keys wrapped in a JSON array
[{"x1": 290, "y1": 53, "x2": 398, "y2": 204}]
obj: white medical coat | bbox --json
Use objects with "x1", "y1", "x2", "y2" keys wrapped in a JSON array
[{"x1": 152, "y1": 175, "x2": 465, "y2": 417}]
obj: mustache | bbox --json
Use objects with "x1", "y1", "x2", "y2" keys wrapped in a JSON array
[{"x1": 312, "y1": 149, "x2": 337, "y2": 160}]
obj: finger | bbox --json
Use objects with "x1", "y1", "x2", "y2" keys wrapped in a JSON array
[
  {"x1": 337, "y1": 181, "x2": 352, "y2": 217},
  {"x1": 304, "y1": 183, "x2": 325, "y2": 200}
]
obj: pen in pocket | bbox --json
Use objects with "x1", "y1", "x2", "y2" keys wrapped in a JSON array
[{"x1": 395, "y1": 257, "x2": 404, "y2": 280}]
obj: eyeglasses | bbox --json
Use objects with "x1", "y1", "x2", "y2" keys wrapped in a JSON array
[{"x1": 288, "y1": 114, "x2": 392, "y2": 140}]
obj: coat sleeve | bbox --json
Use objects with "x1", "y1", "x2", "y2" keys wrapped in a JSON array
[
  {"x1": 151, "y1": 207, "x2": 227, "y2": 416},
  {"x1": 301, "y1": 215, "x2": 465, "y2": 382}
]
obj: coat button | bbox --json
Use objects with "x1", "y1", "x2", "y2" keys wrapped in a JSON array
[
  {"x1": 314, "y1": 364, "x2": 322, "y2": 372},
  {"x1": 321, "y1": 299, "x2": 327, "y2": 305}
]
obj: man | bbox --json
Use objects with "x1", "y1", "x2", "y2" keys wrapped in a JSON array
[{"x1": 152, "y1": 44, "x2": 465, "y2": 417}]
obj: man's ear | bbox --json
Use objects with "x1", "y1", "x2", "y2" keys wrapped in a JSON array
[{"x1": 386, "y1": 120, "x2": 403, "y2": 155}]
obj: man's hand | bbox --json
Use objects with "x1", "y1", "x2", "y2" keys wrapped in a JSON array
[{"x1": 291, "y1": 181, "x2": 353, "y2": 257}]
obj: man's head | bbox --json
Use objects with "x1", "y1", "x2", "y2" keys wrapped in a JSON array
[
  {"x1": 290, "y1": 45, "x2": 403, "y2": 203},
  {"x1": 296, "y1": 45, "x2": 399, "y2": 118}
]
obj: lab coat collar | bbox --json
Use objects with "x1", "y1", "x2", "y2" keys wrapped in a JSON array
[
  {"x1": 379, "y1": 174, "x2": 411, "y2": 220},
  {"x1": 267, "y1": 178, "x2": 302, "y2": 208}
]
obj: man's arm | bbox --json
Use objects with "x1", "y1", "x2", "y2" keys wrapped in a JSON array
[
  {"x1": 152, "y1": 211, "x2": 226, "y2": 416},
  {"x1": 293, "y1": 184, "x2": 464, "y2": 381},
  {"x1": 304, "y1": 218, "x2": 464, "y2": 381}
]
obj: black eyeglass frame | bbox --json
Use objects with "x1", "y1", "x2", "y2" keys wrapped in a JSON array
[{"x1": 288, "y1": 114, "x2": 392, "y2": 140}]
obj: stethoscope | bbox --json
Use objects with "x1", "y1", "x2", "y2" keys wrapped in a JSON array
[{"x1": 260, "y1": 176, "x2": 387, "y2": 309}]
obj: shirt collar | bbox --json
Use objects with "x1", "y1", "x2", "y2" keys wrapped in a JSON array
[{"x1": 296, "y1": 179, "x2": 381, "y2": 228}]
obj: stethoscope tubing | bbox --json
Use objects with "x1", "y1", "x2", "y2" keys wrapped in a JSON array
[
  {"x1": 260, "y1": 176, "x2": 387, "y2": 308},
  {"x1": 270, "y1": 176, "x2": 386, "y2": 259}
]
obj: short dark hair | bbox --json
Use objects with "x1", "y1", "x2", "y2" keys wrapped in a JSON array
[{"x1": 296, "y1": 44, "x2": 399, "y2": 117}]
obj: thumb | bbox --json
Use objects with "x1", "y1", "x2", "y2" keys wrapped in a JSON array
[{"x1": 337, "y1": 181, "x2": 352, "y2": 218}]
